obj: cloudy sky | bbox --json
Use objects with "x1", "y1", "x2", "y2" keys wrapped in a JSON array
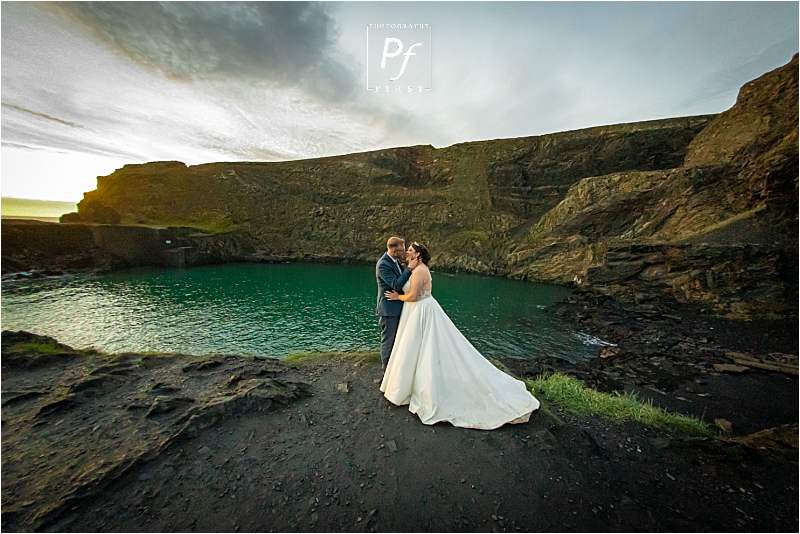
[{"x1": 1, "y1": 1, "x2": 797, "y2": 202}]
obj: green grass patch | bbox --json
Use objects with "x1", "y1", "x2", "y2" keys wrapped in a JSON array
[
  {"x1": 444, "y1": 229, "x2": 491, "y2": 249},
  {"x1": 527, "y1": 372, "x2": 714, "y2": 437},
  {"x1": 155, "y1": 221, "x2": 238, "y2": 234},
  {"x1": 6, "y1": 341, "x2": 72, "y2": 355},
  {"x1": 120, "y1": 215, "x2": 239, "y2": 234}
]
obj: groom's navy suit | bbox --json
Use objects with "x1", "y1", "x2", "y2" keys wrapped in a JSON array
[{"x1": 376, "y1": 251, "x2": 413, "y2": 368}]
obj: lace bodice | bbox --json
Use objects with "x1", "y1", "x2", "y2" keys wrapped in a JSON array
[{"x1": 402, "y1": 268, "x2": 432, "y2": 299}]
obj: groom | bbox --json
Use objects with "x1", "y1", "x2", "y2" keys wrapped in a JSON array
[{"x1": 375, "y1": 236, "x2": 413, "y2": 371}]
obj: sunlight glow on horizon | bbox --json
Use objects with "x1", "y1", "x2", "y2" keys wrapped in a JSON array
[{"x1": 0, "y1": 146, "x2": 132, "y2": 202}]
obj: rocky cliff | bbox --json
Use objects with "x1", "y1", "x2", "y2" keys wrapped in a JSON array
[
  {"x1": 1, "y1": 219, "x2": 250, "y2": 276},
  {"x1": 508, "y1": 53, "x2": 798, "y2": 320},
  {"x1": 67, "y1": 54, "x2": 798, "y2": 320}
]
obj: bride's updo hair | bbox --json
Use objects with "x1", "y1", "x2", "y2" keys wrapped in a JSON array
[{"x1": 410, "y1": 242, "x2": 431, "y2": 265}]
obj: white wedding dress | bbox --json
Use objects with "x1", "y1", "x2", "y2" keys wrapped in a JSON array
[{"x1": 379, "y1": 268, "x2": 540, "y2": 430}]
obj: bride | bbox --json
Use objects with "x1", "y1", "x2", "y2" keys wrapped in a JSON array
[{"x1": 379, "y1": 242, "x2": 540, "y2": 430}]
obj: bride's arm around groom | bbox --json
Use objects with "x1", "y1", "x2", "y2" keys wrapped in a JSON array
[
  {"x1": 385, "y1": 261, "x2": 426, "y2": 302},
  {"x1": 378, "y1": 258, "x2": 412, "y2": 294}
]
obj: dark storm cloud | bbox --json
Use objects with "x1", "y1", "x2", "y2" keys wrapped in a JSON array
[{"x1": 47, "y1": 1, "x2": 359, "y2": 102}]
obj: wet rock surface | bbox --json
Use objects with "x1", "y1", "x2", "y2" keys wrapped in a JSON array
[{"x1": 2, "y1": 329, "x2": 797, "y2": 532}]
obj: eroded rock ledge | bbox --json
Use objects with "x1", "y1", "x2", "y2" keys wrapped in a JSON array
[{"x1": 0, "y1": 330, "x2": 309, "y2": 532}]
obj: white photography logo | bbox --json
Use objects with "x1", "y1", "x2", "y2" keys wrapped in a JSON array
[
  {"x1": 381, "y1": 38, "x2": 423, "y2": 81},
  {"x1": 366, "y1": 23, "x2": 432, "y2": 93}
]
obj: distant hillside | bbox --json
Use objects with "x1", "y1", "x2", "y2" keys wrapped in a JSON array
[
  {"x1": 2, "y1": 197, "x2": 78, "y2": 221},
  {"x1": 68, "y1": 54, "x2": 798, "y2": 320}
]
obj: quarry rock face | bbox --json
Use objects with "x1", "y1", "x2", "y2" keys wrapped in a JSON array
[
  {"x1": 21, "y1": 53, "x2": 798, "y2": 320},
  {"x1": 508, "y1": 53, "x2": 798, "y2": 319}
]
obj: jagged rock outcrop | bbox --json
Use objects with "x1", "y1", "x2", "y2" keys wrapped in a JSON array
[
  {"x1": 0, "y1": 330, "x2": 310, "y2": 532},
  {"x1": 25, "y1": 53, "x2": 797, "y2": 320},
  {"x1": 507, "y1": 53, "x2": 798, "y2": 319}
]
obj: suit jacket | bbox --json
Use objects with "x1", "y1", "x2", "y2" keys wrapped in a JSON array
[{"x1": 375, "y1": 251, "x2": 413, "y2": 316}]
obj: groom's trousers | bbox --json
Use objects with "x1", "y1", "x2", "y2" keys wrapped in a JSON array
[{"x1": 378, "y1": 315, "x2": 400, "y2": 369}]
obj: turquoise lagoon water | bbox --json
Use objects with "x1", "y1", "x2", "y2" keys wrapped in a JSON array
[{"x1": 1, "y1": 262, "x2": 613, "y2": 361}]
